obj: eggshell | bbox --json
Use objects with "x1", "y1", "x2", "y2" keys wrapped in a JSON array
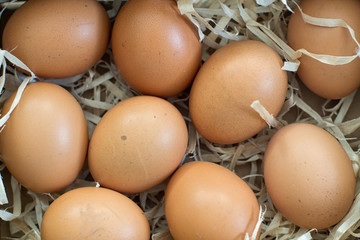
[
  {"x1": 264, "y1": 123, "x2": 356, "y2": 229},
  {"x1": 41, "y1": 187, "x2": 150, "y2": 240},
  {"x1": 2, "y1": 0, "x2": 110, "y2": 79},
  {"x1": 287, "y1": 0, "x2": 360, "y2": 99},
  {"x1": 165, "y1": 161, "x2": 260, "y2": 240},
  {"x1": 88, "y1": 95, "x2": 188, "y2": 194},
  {"x1": 111, "y1": 0, "x2": 202, "y2": 97},
  {"x1": 189, "y1": 40, "x2": 288, "y2": 144},
  {"x1": 0, "y1": 82, "x2": 88, "y2": 193}
]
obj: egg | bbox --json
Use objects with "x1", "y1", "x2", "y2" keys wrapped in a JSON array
[
  {"x1": 111, "y1": 0, "x2": 202, "y2": 98},
  {"x1": 0, "y1": 82, "x2": 88, "y2": 193},
  {"x1": 264, "y1": 123, "x2": 356, "y2": 229},
  {"x1": 287, "y1": 0, "x2": 360, "y2": 99},
  {"x1": 41, "y1": 186, "x2": 150, "y2": 240},
  {"x1": 2, "y1": 0, "x2": 110, "y2": 79},
  {"x1": 88, "y1": 95, "x2": 188, "y2": 194},
  {"x1": 189, "y1": 40, "x2": 288, "y2": 144},
  {"x1": 165, "y1": 161, "x2": 260, "y2": 240}
]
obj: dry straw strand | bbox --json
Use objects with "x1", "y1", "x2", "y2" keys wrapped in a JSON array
[{"x1": 0, "y1": 176, "x2": 21, "y2": 221}]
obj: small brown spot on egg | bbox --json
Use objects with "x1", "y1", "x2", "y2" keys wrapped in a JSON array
[{"x1": 121, "y1": 136, "x2": 127, "y2": 140}]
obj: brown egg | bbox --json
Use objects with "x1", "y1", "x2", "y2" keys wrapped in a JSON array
[
  {"x1": 264, "y1": 123, "x2": 356, "y2": 229},
  {"x1": 111, "y1": 0, "x2": 202, "y2": 98},
  {"x1": 0, "y1": 82, "x2": 88, "y2": 193},
  {"x1": 41, "y1": 187, "x2": 150, "y2": 240},
  {"x1": 88, "y1": 96, "x2": 188, "y2": 194},
  {"x1": 287, "y1": 0, "x2": 360, "y2": 99},
  {"x1": 189, "y1": 40, "x2": 288, "y2": 144},
  {"x1": 165, "y1": 161, "x2": 261, "y2": 240},
  {"x1": 2, "y1": 0, "x2": 110, "y2": 79}
]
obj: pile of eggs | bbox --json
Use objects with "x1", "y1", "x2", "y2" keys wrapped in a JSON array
[{"x1": 0, "y1": 0, "x2": 359, "y2": 239}]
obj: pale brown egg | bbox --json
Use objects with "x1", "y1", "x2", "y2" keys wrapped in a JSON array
[
  {"x1": 0, "y1": 82, "x2": 88, "y2": 193},
  {"x1": 165, "y1": 161, "x2": 261, "y2": 240},
  {"x1": 2, "y1": 0, "x2": 110, "y2": 79},
  {"x1": 41, "y1": 187, "x2": 150, "y2": 240},
  {"x1": 287, "y1": 0, "x2": 360, "y2": 99},
  {"x1": 111, "y1": 0, "x2": 202, "y2": 98},
  {"x1": 264, "y1": 123, "x2": 356, "y2": 229},
  {"x1": 88, "y1": 95, "x2": 188, "y2": 194},
  {"x1": 189, "y1": 40, "x2": 288, "y2": 144}
]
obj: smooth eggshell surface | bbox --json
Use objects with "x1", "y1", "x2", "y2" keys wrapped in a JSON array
[
  {"x1": 41, "y1": 187, "x2": 150, "y2": 240},
  {"x1": 111, "y1": 0, "x2": 202, "y2": 97},
  {"x1": 287, "y1": 0, "x2": 360, "y2": 99},
  {"x1": 165, "y1": 161, "x2": 260, "y2": 240},
  {"x1": 0, "y1": 82, "x2": 88, "y2": 193},
  {"x1": 189, "y1": 40, "x2": 288, "y2": 144},
  {"x1": 88, "y1": 95, "x2": 188, "y2": 194},
  {"x1": 2, "y1": 0, "x2": 110, "y2": 79},
  {"x1": 264, "y1": 123, "x2": 356, "y2": 229}
]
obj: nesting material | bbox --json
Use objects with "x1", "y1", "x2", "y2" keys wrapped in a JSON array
[{"x1": 1, "y1": 0, "x2": 360, "y2": 239}]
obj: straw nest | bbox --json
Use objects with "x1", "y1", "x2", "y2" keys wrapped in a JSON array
[{"x1": 1, "y1": 0, "x2": 360, "y2": 239}]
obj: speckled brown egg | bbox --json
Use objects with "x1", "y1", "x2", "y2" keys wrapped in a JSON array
[
  {"x1": 41, "y1": 187, "x2": 150, "y2": 240},
  {"x1": 165, "y1": 161, "x2": 261, "y2": 240},
  {"x1": 2, "y1": 0, "x2": 110, "y2": 79},
  {"x1": 88, "y1": 95, "x2": 188, "y2": 194},
  {"x1": 0, "y1": 82, "x2": 88, "y2": 193},
  {"x1": 287, "y1": 0, "x2": 360, "y2": 99},
  {"x1": 264, "y1": 123, "x2": 356, "y2": 229},
  {"x1": 189, "y1": 40, "x2": 288, "y2": 144},
  {"x1": 111, "y1": 0, "x2": 202, "y2": 98}
]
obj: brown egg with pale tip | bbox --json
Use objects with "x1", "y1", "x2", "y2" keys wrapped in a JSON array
[{"x1": 111, "y1": 0, "x2": 202, "y2": 98}]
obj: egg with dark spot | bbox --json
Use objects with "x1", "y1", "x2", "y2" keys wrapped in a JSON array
[{"x1": 88, "y1": 96, "x2": 188, "y2": 194}]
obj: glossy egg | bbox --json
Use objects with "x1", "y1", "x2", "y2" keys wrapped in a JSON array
[
  {"x1": 287, "y1": 0, "x2": 360, "y2": 99},
  {"x1": 2, "y1": 0, "x2": 110, "y2": 79},
  {"x1": 41, "y1": 187, "x2": 150, "y2": 240},
  {"x1": 189, "y1": 40, "x2": 288, "y2": 144},
  {"x1": 111, "y1": 0, "x2": 202, "y2": 97},
  {"x1": 165, "y1": 161, "x2": 261, "y2": 240},
  {"x1": 264, "y1": 123, "x2": 356, "y2": 229},
  {"x1": 88, "y1": 96, "x2": 188, "y2": 194},
  {"x1": 0, "y1": 82, "x2": 88, "y2": 193}
]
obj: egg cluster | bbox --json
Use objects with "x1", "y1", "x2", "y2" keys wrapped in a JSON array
[{"x1": 0, "y1": 0, "x2": 359, "y2": 239}]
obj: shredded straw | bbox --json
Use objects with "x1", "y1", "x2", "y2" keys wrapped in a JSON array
[{"x1": 1, "y1": 0, "x2": 360, "y2": 239}]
